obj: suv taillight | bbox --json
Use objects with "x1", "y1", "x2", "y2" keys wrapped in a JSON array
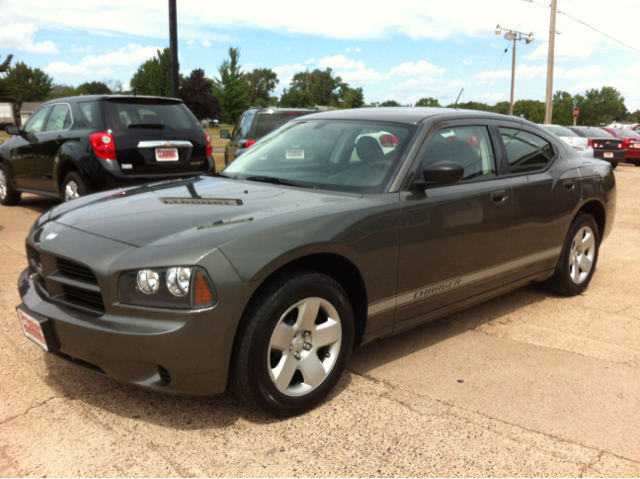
[
  {"x1": 244, "y1": 140, "x2": 256, "y2": 148},
  {"x1": 205, "y1": 133, "x2": 213, "y2": 156},
  {"x1": 89, "y1": 132, "x2": 116, "y2": 160}
]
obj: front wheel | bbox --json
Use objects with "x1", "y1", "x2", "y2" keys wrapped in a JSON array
[
  {"x1": 545, "y1": 213, "x2": 600, "y2": 296},
  {"x1": 0, "y1": 163, "x2": 21, "y2": 206},
  {"x1": 232, "y1": 270, "x2": 354, "y2": 416}
]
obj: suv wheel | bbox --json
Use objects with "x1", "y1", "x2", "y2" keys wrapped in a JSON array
[
  {"x1": 232, "y1": 269, "x2": 354, "y2": 416},
  {"x1": 62, "y1": 171, "x2": 88, "y2": 202},
  {"x1": 545, "y1": 213, "x2": 600, "y2": 296},
  {"x1": 0, "y1": 163, "x2": 21, "y2": 206}
]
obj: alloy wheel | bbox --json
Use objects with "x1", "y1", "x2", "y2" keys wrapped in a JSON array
[
  {"x1": 64, "y1": 180, "x2": 80, "y2": 201},
  {"x1": 569, "y1": 226, "x2": 596, "y2": 284},
  {"x1": 0, "y1": 170, "x2": 6, "y2": 200},
  {"x1": 268, "y1": 297, "x2": 342, "y2": 397}
]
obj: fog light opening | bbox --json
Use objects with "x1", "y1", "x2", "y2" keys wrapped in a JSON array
[{"x1": 158, "y1": 365, "x2": 172, "y2": 385}]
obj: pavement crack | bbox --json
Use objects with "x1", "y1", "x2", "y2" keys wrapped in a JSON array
[
  {"x1": 579, "y1": 450, "x2": 604, "y2": 477},
  {"x1": 0, "y1": 396, "x2": 58, "y2": 426}
]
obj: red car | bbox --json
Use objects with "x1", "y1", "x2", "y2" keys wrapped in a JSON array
[{"x1": 603, "y1": 128, "x2": 640, "y2": 166}]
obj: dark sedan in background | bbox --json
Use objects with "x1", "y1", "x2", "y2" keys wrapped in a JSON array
[
  {"x1": 17, "y1": 108, "x2": 615, "y2": 416},
  {"x1": 0, "y1": 95, "x2": 214, "y2": 206},
  {"x1": 566, "y1": 126, "x2": 626, "y2": 168}
]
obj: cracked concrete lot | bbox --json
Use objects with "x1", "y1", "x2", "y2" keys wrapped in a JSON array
[{"x1": 1, "y1": 165, "x2": 639, "y2": 477}]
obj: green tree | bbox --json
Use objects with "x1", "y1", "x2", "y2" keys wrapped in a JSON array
[
  {"x1": 341, "y1": 86, "x2": 365, "y2": 108},
  {"x1": 213, "y1": 47, "x2": 251, "y2": 123},
  {"x1": 379, "y1": 100, "x2": 401, "y2": 107},
  {"x1": 244, "y1": 68, "x2": 279, "y2": 107},
  {"x1": 628, "y1": 110, "x2": 640, "y2": 123},
  {"x1": 76, "y1": 81, "x2": 111, "y2": 95},
  {"x1": 130, "y1": 48, "x2": 172, "y2": 97},
  {"x1": 551, "y1": 91, "x2": 575, "y2": 125},
  {"x1": 2, "y1": 62, "x2": 53, "y2": 123},
  {"x1": 181, "y1": 69, "x2": 222, "y2": 121},
  {"x1": 415, "y1": 97, "x2": 440, "y2": 107},
  {"x1": 45, "y1": 84, "x2": 77, "y2": 101},
  {"x1": 577, "y1": 86, "x2": 627, "y2": 126},
  {"x1": 280, "y1": 68, "x2": 346, "y2": 108},
  {"x1": 0, "y1": 54, "x2": 12, "y2": 73},
  {"x1": 492, "y1": 101, "x2": 510, "y2": 115},
  {"x1": 513, "y1": 99, "x2": 545, "y2": 123}
]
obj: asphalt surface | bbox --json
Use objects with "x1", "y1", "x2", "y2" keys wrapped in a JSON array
[{"x1": 1, "y1": 165, "x2": 639, "y2": 477}]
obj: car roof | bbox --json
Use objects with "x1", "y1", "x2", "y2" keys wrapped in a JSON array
[
  {"x1": 41, "y1": 95, "x2": 183, "y2": 106},
  {"x1": 293, "y1": 107, "x2": 527, "y2": 125}
]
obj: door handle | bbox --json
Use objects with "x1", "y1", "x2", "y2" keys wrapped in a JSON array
[
  {"x1": 491, "y1": 190, "x2": 508, "y2": 203},
  {"x1": 563, "y1": 179, "x2": 577, "y2": 190}
]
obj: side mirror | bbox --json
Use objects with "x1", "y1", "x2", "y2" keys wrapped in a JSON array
[
  {"x1": 220, "y1": 129, "x2": 230, "y2": 139},
  {"x1": 6, "y1": 125, "x2": 21, "y2": 136},
  {"x1": 414, "y1": 161, "x2": 464, "y2": 190}
]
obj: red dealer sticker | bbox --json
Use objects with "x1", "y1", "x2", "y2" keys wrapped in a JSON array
[{"x1": 17, "y1": 308, "x2": 48, "y2": 351}]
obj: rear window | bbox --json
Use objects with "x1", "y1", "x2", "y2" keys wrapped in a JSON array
[
  {"x1": 576, "y1": 128, "x2": 615, "y2": 138},
  {"x1": 104, "y1": 99, "x2": 199, "y2": 131},
  {"x1": 78, "y1": 101, "x2": 105, "y2": 129},
  {"x1": 255, "y1": 112, "x2": 308, "y2": 140},
  {"x1": 545, "y1": 125, "x2": 575, "y2": 137},
  {"x1": 613, "y1": 129, "x2": 640, "y2": 138}
]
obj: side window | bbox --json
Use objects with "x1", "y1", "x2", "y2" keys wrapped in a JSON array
[
  {"x1": 500, "y1": 128, "x2": 554, "y2": 174},
  {"x1": 79, "y1": 101, "x2": 104, "y2": 129},
  {"x1": 45, "y1": 104, "x2": 72, "y2": 132},
  {"x1": 23, "y1": 107, "x2": 51, "y2": 134},
  {"x1": 240, "y1": 112, "x2": 253, "y2": 139},
  {"x1": 232, "y1": 114, "x2": 245, "y2": 141},
  {"x1": 421, "y1": 126, "x2": 497, "y2": 181}
]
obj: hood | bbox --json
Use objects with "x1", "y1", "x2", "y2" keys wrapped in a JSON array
[{"x1": 51, "y1": 177, "x2": 360, "y2": 247}]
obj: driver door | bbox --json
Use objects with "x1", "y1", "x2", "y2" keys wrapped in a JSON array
[
  {"x1": 10, "y1": 106, "x2": 52, "y2": 189},
  {"x1": 394, "y1": 122, "x2": 513, "y2": 330}
]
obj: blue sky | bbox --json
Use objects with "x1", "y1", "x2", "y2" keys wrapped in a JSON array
[{"x1": 2, "y1": 0, "x2": 639, "y2": 110}]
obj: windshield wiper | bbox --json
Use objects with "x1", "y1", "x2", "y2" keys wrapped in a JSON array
[
  {"x1": 128, "y1": 123, "x2": 165, "y2": 130},
  {"x1": 245, "y1": 176, "x2": 312, "y2": 188}
]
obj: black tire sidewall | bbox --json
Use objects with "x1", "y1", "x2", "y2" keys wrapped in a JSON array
[
  {"x1": 555, "y1": 213, "x2": 600, "y2": 296},
  {"x1": 238, "y1": 272, "x2": 354, "y2": 416},
  {"x1": 62, "y1": 171, "x2": 88, "y2": 201}
]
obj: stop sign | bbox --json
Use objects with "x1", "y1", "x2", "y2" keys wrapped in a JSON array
[{"x1": 573, "y1": 107, "x2": 580, "y2": 118}]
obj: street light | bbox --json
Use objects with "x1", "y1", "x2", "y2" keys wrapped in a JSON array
[{"x1": 495, "y1": 25, "x2": 534, "y2": 116}]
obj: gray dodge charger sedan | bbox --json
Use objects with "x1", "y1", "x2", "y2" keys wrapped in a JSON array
[{"x1": 17, "y1": 108, "x2": 616, "y2": 416}]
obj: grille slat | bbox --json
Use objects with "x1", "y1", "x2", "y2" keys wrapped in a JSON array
[
  {"x1": 56, "y1": 258, "x2": 98, "y2": 284},
  {"x1": 61, "y1": 285, "x2": 105, "y2": 313}
]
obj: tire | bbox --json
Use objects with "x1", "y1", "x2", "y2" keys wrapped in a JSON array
[
  {"x1": 0, "y1": 162, "x2": 21, "y2": 206},
  {"x1": 232, "y1": 269, "x2": 355, "y2": 416},
  {"x1": 545, "y1": 213, "x2": 600, "y2": 296},
  {"x1": 634, "y1": 161, "x2": 640, "y2": 167},
  {"x1": 611, "y1": 162, "x2": 618, "y2": 169},
  {"x1": 61, "y1": 171, "x2": 88, "y2": 202}
]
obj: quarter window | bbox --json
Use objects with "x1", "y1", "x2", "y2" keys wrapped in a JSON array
[
  {"x1": 23, "y1": 107, "x2": 51, "y2": 134},
  {"x1": 500, "y1": 128, "x2": 554, "y2": 174},
  {"x1": 45, "y1": 104, "x2": 72, "y2": 131},
  {"x1": 421, "y1": 126, "x2": 497, "y2": 181}
]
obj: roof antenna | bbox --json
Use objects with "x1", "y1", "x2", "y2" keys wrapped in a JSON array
[{"x1": 454, "y1": 88, "x2": 464, "y2": 109}]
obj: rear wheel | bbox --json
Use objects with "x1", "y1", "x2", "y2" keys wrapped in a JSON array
[
  {"x1": 61, "y1": 171, "x2": 88, "y2": 202},
  {"x1": 634, "y1": 161, "x2": 640, "y2": 167},
  {"x1": 232, "y1": 270, "x2": 354, "y2": 416},
  {"x1": 0, "y1": 163, "x2": 21, "y2": 206},
  {"x1": 611, "y1": 162, "x2": 618, "y2": 169},
  {"x1": 545, "y1": 213, "x2": 600, "y2": 296}
]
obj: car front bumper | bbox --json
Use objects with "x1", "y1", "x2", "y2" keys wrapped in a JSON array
[{"x1": 17, "y1": 224, "x2": 255, "y2": 396}]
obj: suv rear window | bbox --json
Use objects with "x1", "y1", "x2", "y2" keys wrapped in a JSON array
[
  {"x1": 104, "y1": 99, "x2": 199, "y2": 131},
  {"x1": 255, "y1": 112, "x2": 307, "y2": 140}
]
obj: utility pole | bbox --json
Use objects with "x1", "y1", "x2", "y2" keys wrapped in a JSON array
[
  {"x1": 544, "y1": 0, "x2": 558, "y2": 124},
  {"x1": 495, "y1": 25, "x2": 534, "y2": 116},
  {"x1": 168, "y1": 0, "x2": 180, "y2": 99}
]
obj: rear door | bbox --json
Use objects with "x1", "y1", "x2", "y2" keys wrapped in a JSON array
[
  {"x1": 393, "y1": 121, "x2": 513, "y2": 331},
  {"x1": 497, "y1": 123, "x2": 581, "y2": 284},
  {"x1": 103, "y1": 98, "x2": 208, "y2": 177}
]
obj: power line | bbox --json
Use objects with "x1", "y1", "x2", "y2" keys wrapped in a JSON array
[
  {"x1": 517, "y1": 0, "x2": 640, "y2": 54},
  {"x1": 479, "y1": 41, "x2": 511, "y2": 99}
]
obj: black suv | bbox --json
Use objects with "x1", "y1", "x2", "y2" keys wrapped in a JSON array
[
  {"x1": 221, "y1": 107, "x2": 317, "y2": 165},
  {"x1": 0, "y1": 95, "x2": 214, "y2": 205}
]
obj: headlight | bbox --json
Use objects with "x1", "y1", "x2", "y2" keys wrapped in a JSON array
[{"x1": 119, "y1": 266, "x2": 217, "y2": 309}]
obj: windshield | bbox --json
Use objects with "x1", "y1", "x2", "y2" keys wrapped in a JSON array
[
  {"x1": 576, "y1": 128, "x2": 616, "y2": 138},
  {"x1": 545, "y1": 125, "x2": 575, "y2": 137},
  {"x1": 223, "y1": 120, "x2": 417, "y2": 194},
  {"x1": 613, "y1": 129, "x2": 640, "y2": 139}
]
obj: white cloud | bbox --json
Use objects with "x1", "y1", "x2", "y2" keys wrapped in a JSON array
[
  {"x1": 557, "y1": 65, "x2": 606, "y2": 79},
  {"x1": 78, "y1": 44, "x2": 163, "y2": 69},
  {"x1": 44, "y1": 61, "x2": 116, "y2": 78},
  {"x1": 462, "y1": 59, "x2": 472, "y2": 65},
  {"x1": 186, "y1": 40, "x2": 194, "y2": 45},
  {"x1": 335, "y1": 68, "x2": 383, "y2": 86},
  {"x1": 71, "y1": 44, "x2": 92, "y2": 52},
  {"x1": 0, "y1": 23, "x2": 59, "y2": 54},
  {"x1": 316, "y1": 55, "x2": 365, "y2": 70},
  {"x1": 241, "y1": 62, "x2": 261, "y2": 73},
  {"x1": 345, "y1": 47, "x2": 361, "y2": 53},
  {"x1": 386, "y1": 60, "x2": 445, "y2": 78},
  {"x1": 355, "y1": 47, "x2": 361, "y2": 53},
  {"x1": 201, "y1": 40, "x2": 211, "y2": 47},
  {"x1": 472, "y1": 64, "x2": 548, "y2": 81},
  {"x1": 304, "y1": 58, "x2": 316, "y2": 65},
  {"x1": 388, "y1": 76, "x2": 441, "y2": 96}
]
